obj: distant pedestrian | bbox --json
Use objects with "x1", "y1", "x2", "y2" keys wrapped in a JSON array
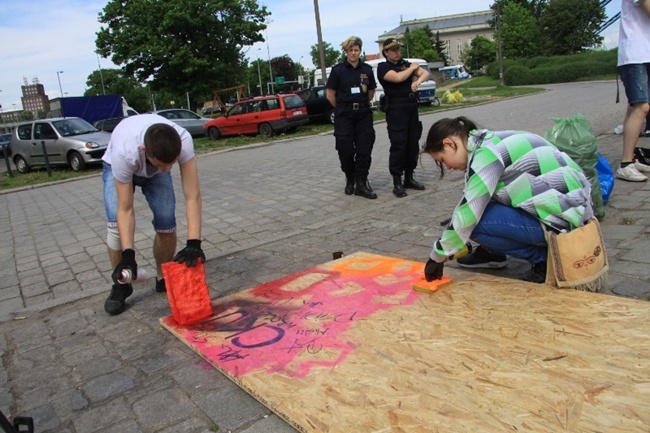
[
  {"x1": 102, "y1": 114, "x2": 205, "y2": 315},
  {"x1": 615, "y1": 0, "x2": 650, "y2": 181},
  {"x1": 326, "y1": 36, "x2": 378, "y2": 199},
  {"x1": 377, "y1": 38, "x2": 430, "y2": 198}
]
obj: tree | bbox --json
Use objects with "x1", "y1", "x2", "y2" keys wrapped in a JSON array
[
  {"x1": 461, "y1": 35, "x2": 497, "y2": 73},
  {"x1": 95, "y1": 0, "x2": 270, "y2": 109},
  {"x1": 272, "y1": 55, "x2": 297, "y2": 82},
  {"x1": 432, "y1": 32, "x2": 450, "y2": 66},
  {"x1": 309, "y1": 42, "x2": 340, "y2": 69},
  {"x1": 85, "y1": 69, "x2": 150, "y2": 113},
  {"x1": 539, "y1": 0, "x2": 605, "y2": 55},
  {"x1": 401, "y1": 28, "x2": 439, "y2": 62},
  {"x1": 500, "y1": 2, "x2": 541, "y2": 58}
]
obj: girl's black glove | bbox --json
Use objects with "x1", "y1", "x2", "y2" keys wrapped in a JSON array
[{"x1": 424, "y1": 258, "x2": 444, "y2": 282}]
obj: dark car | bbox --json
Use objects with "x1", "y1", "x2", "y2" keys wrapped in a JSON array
[
  {"x1": 295, "y1": 86, "x2": 334, "y2": 125},
  {"x1": 0, "y1": 133, "x2": 11, "y2": 158},
  {"x1": 93, "y1": 117, "x2": 126, "y2": 133}
]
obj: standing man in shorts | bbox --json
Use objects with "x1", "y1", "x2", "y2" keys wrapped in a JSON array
[
  {"x1": 616, "y1": 0, "x2": 650, "y2": 182},
  {"x1": 102, "y1": 114, "x2": 204, "y2": 315}
]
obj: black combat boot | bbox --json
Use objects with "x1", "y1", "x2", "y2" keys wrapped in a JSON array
[
  {"x1": 104, "y1": 283, "x2": 134, "y2": 315},
  {"x1": 354, "y1": 178, "x2": 377, "y2": 199},
  {"x1": 392, "y1": 174, "x2": 407, "y2": 198},
  {"x1": 344, "y1": 176, "x2": 355, "y2": 195},
  {"x1": 404, "y1": 171, "x2": 425, "y2": 190}
]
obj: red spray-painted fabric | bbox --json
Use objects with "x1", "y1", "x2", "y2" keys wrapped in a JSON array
[{"x1": 162, "y1": 261, "x2": 213, "y2": 325}]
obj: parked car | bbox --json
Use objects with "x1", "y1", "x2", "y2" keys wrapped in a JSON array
[
  {"x1": 0, "y1": 133, "x2": 11, "y2": 158},
  {"x1": 204, "y1": 94, "x2": 309, "y2": 140},
  {"x1": 295, "y1": 86, "x2": 334, "y2": 125},
  {"x1": 93, "y1": 116, "x2": 126, "y2": 133},
  {"x1": 10, "y1": 117, "x2": 110, "y2": 173},
  {"x1": 150, "y1": 109, "x2": 210, "y2": 137}
]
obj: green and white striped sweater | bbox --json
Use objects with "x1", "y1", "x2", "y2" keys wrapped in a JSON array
[{"x1": 431, "y1": 129, "x2": 594, "y2": 262}]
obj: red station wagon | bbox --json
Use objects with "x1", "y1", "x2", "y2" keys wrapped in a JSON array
[{"x1": 204, "y1": 94, "x2": 309, "y2": 140}]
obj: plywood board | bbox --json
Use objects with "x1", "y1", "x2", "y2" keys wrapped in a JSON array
[{"x1": 161, "y1": 252, "x2": 650, "y2": 433}]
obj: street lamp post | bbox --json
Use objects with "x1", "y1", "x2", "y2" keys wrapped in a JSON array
[
  {"x1": 265, "y1": 20, "x2": 274, "y2": 94},
  {"x1": 257, "y1": 49, "x2": 263, "y2": 96},
  {"x1": 0, "y1": 89, "x2": 5, "y2": 130},
  {"x1": 57, "y1": 71, "x2": 65, "y2": 117}
]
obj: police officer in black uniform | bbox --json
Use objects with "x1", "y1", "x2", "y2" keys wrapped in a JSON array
[
  {"x1": 377, "y1": 38, "x2": 430, "y2": 198},
  {"x1": 326, "y1": 36, "x2": 377, "y2": 199}
]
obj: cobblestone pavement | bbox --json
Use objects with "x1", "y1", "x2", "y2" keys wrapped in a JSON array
[{"x1": 0, "y1": 81, "x2": 648, "y2": 432}]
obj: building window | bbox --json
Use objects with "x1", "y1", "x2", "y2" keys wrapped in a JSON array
[{"x1": 457, "y1": 39, "x2": 463, "y2": 58}]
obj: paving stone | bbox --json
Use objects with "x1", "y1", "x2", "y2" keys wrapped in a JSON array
[
  {"x1": 132, "y1": 388, "x2": 197, "y2": 430},
  {"x1": 19, "y1": 405, "x2": 60, "y2": 432},
  {"x1": 240, "y1": 414, "x2": 300, "y2": 433},
  {"x1": 72, "y1": 400, "x2": 130, "y2": 432},
  {"x1": 70, "y1": 392, "x2": 88, "y2": 411},
  {"x1": 134, "y1": 346, "x2": 186, "y2": 374},
  {"x1": 196, "y1": 387, "x2": 270, "y2": 432},
  {"x1": 72, "y1": 356, "x2": 122, "y2": 382},
  {"x1": 83, "y1": 372, "x2": 135, "y2": 403}
]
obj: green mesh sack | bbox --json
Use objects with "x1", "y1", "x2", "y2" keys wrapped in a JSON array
[{"x1": 543, "y1": 114, "x2": 604, "y2": 219}]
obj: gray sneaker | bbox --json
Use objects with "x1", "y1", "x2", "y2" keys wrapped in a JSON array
[{"x1": 457, "y1": 246, "x2": 507, "y2": 269}]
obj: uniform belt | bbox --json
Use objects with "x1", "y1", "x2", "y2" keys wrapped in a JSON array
[
  {"x1": 343, "y1": 102, "x2": 369, "y2": 110},
  {"x1": 389, "y1": 93, "x2": 417, "y2": 104}
]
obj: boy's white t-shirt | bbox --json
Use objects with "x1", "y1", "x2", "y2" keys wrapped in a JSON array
[
  {"x1": 618, "y1": 0, "x2": 650, "y2": 66},
  {"x1": 102, "y1": 114, "x2": 195, "y2": 184}
]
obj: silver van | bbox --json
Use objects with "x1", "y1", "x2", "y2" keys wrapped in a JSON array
[{"x1": 11, "y1": 117, "x2": 110, "y2": 173}]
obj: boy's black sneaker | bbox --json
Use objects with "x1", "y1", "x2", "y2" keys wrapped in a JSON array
[
  {"x1": 523, "y1": 261, "x2": 547, "y2": 284},
  {"x1": 155, "y1": 278, "x2": 166, "y2": 293},
  {"x1": 104, "y1": 283, "x2": 134, "y2": 315},
  {"x1": 457, "y1": 246, "x2": 507, "y2": 269}
]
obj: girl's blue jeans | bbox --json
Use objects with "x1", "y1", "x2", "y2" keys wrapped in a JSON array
[{"x1": 470, "y1": 201, "x2": 548, "y2": 265}]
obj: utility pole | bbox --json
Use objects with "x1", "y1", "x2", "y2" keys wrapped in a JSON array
[
  {"x1": 314, "y1": 0, "x2": 327, "y2": 84},
  {"x1": 495, "y1": 1, "x2": 505, "y2": 86}
]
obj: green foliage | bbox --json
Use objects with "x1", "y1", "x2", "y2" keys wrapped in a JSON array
[
  {"x1": 491, "y1": 0, "x2": 605, "y2": 58},
  {"x1": 401, "y1": 28, "x2": 439, "y2": 62},
  {"x1": 487, "y1": 49, "x2": 618, "y2": 85},
  {"x1": 96, "y1": 0, "x2": 270, "y2": 110},
  {"x1": 500, "y1": 2, "x2": 541, "y2": 58},
  {"x1": 462, "y1": 36, "x2": 497, "y2": 73},
  {"x1": 538, "y1": 0, "x2": 605, "y2": 55},
  {"x1": 310, "y1": 41, "x2": 340, "y2": 69},
  {"x1": 432, "y1": 31, "x2": 450, "y2": 66}
]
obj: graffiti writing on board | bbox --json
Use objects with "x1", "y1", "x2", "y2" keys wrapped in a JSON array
[{"x1": 171, "y1": 256, "x2": 424, "y2": 378}]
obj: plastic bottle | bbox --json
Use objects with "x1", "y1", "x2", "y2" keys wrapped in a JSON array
[{"x1": 118, "y1": 268, "x2": 148, "y2": 284}]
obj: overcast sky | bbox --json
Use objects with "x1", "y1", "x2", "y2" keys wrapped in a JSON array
[{"x1": 0, "y1": 0, "x2": 620, "y2": 111}]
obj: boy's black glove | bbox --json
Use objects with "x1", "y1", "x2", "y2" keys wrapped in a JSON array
[
  {"x1": 112, "y1": 248, "x2": 137, "y2": 284},
  {"x1": 173, "y1": 239, "x2": 205, "y2": 267},
  {"x1": 424, "y1": 258, "x2": 444, "y2": 282}
]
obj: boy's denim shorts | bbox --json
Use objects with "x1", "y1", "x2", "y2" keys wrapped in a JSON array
[
  {"x1": 102, "y1": 162, "x2": 177, "y2": 232},
  {"x1": 618, "y1": 63, "x2": 650, "y2": 106}
]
